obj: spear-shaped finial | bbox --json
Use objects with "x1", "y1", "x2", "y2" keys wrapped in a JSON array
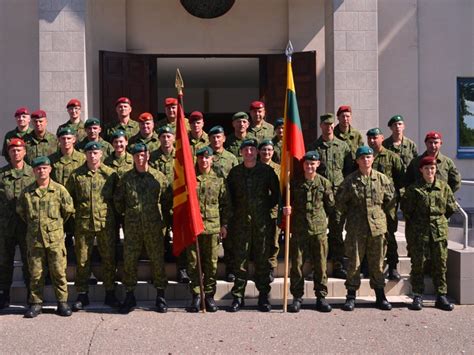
[
  {"x1": 175, "y1": 69, "x2": 184, "y2": 95},
  {"x1": 285, "y1": 40, "x2": 294, "y2": 62}
]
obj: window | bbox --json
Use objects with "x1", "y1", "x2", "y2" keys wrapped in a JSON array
[{"x1": 457, "y1": 77, "x2": 474, "y2": 158}]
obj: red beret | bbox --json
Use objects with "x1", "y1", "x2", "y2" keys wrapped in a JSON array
[
  {"x1": 249, "y1": 101, "x2": 265, "y2": 110},
  {"x1": 14, "y1": 107, "x2": 29, "y2": 117},
  {"x1": 115, "y1": 97, "x2": 131, "y2": 106},
  {"x1": 66, "y1": 99, "x2": 81, "y2": 108},
  {"x1": 337, "y1": 105, "x2": 352, "y2": 116},
  {"x1": 189, "y1": 111, "x2": 203, "y2": 122},
  {"x1": 419, "y1": 156, "x2": 437, "y2": 169},
  {"x1": 137, "y1": 112, "x2": 153, "y2": 122},
  {"x1": 8, "y1": 138, "x2": 26, "y2": 149},
  {"x1": 31, "y1": 110, "x2": 47, "y2": 119},
  {"x1": 424, "y1": 131, "x2": 442, "y2": 142},
  {"x1": 165, "y1": 97, "x2": 178, "y2": 106}
]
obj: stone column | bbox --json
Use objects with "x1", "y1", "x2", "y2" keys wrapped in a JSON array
[
  {"x1": 326, "y1": 0, "x2": 378, "y2": 131},
  {"x1": 39, "y1": 0, "x2": 87, "y2": 129}
]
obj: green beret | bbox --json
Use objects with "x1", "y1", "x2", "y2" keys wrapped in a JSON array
[
  {"x1": 387, "y1": 115, "x2": 404, "y2": 127},
  {"x1": 57, "y1": 126, "x2": 76, "y2": 137},
  {"x1": 366, "y1": 128, "x2": 383, "y2": 137},
  {"x1": 84, "y1": 117, "x2": 101, "y2": 128},
  {"x1": 240, "y1": 138, "x2": 258, "y2": 150},
  {"x1": 320, "y1": 113, "x2": 335, "y2": 124},
  {"x1": 111, "y1": 130, "x2": 127, "y2": 140},
  {"x1": 274, "y1": 118, "x2": 284, "y2": 127},
  {"x1": 303, "y1": 150, "x2": 320, "y2": 161},
  {"x1": 131, "y1": 142, "x2": 148, "y2": 154},
  {"x1": 158, "y1": 125, "x2": 175, "y2": 136},
  {"x1": 232, "y1": 112, "x2": 249, "y2": 121},
  {"x1": 84, "y1": 141, "x2": 102, "y2": 151},
  {"x1": 31, "y1": 156, "x2": 51, "y2": 168},
  {"x1": 258, "y1": 139, "x2": 274, "y2": 150},
  {"x1": 208, "y1": 125, "x2": 225, "y2": 136},
  {"x1": 196, "y1": 146, "x2": 213, "y2": 157},
  {"x1": 355, "y1": 146, "x2": 374, "y2": 158}
]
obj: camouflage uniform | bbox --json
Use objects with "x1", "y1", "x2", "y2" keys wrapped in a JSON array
[
  {"x1": 211, "y1": 149, "x2": 239, "y2": 178},
  {"x1": 290, "y1": 175, "x2": 335, "y2": 299},
  {"x1": 114, "y1": 167, "x2": 172, "y2": 292},
  {"x1": 49, "y1": 149, "x2": 86, "y2": 186},
  {"x1": 247, "y1": 121, "x2": 274, "y2": 143},
  {"x1": 0, "y1": 163, "x2": 35, "y2": 294},
  {"x1": 155, "y1": 117, "x2": 190, "y2": 132},
  {"x1": 66, "y1": 164, "x2": 118, "y2": 293},
  {"x1": 400, "y1": 179, "x2": 457, "y2": 295},
  {"x1": 103, "y1": 119, "x2": 139, "y2": 143},
  {"x1": 227, "y1": 162, "x2": 280, "y2": 298},
  {"x1": 187, "y1": 170, "x2": 230, "y2": 295},
  {"x1": 336, "y1": 170, "x2": 396, "y2": 291},
  {"x1": 150, "y1": 148, "x2": 175, "y2": 184},
  {"x1": 272, "y1": 137, "x2": 282, "y2": 164},
  {"x1": 225, "y1": 134, "x2": 246, "y2": 163},
  {"x1": 16, "y1": 180, "x2": 75, "y2": 304},
  {"x1": 104, "y1": 152, "x2": 134, "y2": 178},
  {"x1": 128, "y1": 132, "x2": 161, "y2": 154},
  {"x1": 334, "y1": 125, "x2": 364, "y2": 161},
  {"x1": 382, "y1": 136, "x2": 418, "y2": 169},
  {"x1": 76, "y1": 137, "x2": 113, "y2": 160},
  {"x1": 24, "y1": 131, "x2": 58, "y2": 164},
  {"x1": 2, "y1": 127, "x2": 33, "y2": 161},
  {"x1": 189, "y1": 132, "x2": 209, "y2": 158},
  {"x1": 56, "y1": 120, "x2": 87, "y2": 142},
  {"x1": 266, "y1": 160, "x2": 281, "y2": 270}
]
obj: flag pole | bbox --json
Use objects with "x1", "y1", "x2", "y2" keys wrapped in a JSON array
[
  {"x1": 175, "y1": 69, "x2": 206, "y2": 313},
  {"x1": 283, "y1": 152, "x2": 291, "y2": 313}
]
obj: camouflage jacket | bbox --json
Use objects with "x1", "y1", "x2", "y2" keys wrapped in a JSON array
[
  {"x1": 382, "y1": 135, "x2": 418, "y2": 169},
  {"x1": 334, "y1": 124, "x2": 364, "y2": 160},
  {"x1": 24, "y1": 131, "x2": 58, "y2": 164},
  {"x1": 104, "y1": 152, "x2": 134, "y2": 178},
  {"x1": 128, "y1": 132, "x2": 161, "y2": 154},
  {"x1": 56, "y1": 120, "x2": 87, "y2": 142},
  {"x1": 272, "y1": 137, "x2": 282, "y2": 164},
  {"x1": 75, "y1": 137, "x2": 114, "y2": 160},
  {"x1": 211, "y1": 149, "x2": 239, "y2": 178},
  {"x1": 224, "y1": 133, "x2": 247, "y2": 163},
  {"x1": 150, "y1": 148, "x2": 175, "y2": 184},
  {"x1": 189, "y1": 132, "x2": 209, "y2": 158},
  {"x1": 49, "y1": 149, "x2": 86, "y2": 186},
  {"x1": 2, "y1": 127, "x2": 33, "y2": 160},
  {"x1": 372, "y1": 147, "x2": 405, "y2": 190},
  {"x1": 248, "y1": 121, "x2": 274, "y2": 143},
  {"x1": 155, "y1": 117, "x2": 190, "y2": 131},
  {"x1": 103, "y1": 119, "x2": 139, "y2": 143}
]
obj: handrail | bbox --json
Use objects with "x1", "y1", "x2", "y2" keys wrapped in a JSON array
[{"x1": 458, "y1": 180, "x2": 473, "y2": 249}]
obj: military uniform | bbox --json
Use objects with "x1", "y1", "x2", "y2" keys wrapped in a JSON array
[
  {"x1": 383, "y1": 135, "x2": 418, "y2": 169},
  {"x1": 128, "y1": 132, "x2": 161, "y2": 154},
  {"x1": 155, "y1": 117, "x2": 190, "y2": 131},
  {"x1": 150, "y1": 148, "x2": 175, "y2": 184},
  {"x1": 2, "y1": 127, "x2": 33, "y2": 161},
  {"x1": 56, "y1": 120, "x2": 87, "y2": 142},
  {"x1": 212, "y1": 149, "x2": 239, "y2": 178},
  {"x1": 76, "y1": 137, "x2": 113, "y2": 160},
  {"x1": 189, "y1": 132, "x2": 209, "y2": 158},
  {"x1": 334, "y1": 124, "x2": 364, "y2": 160},
  {"x1": 103, "y1": 119, "x2": 139, "y2": 143},
  {"x1": 104, "y1": 152, "x2": 134, "y2": 178},
  {"x1": 24, "y1": 131, "x2": 58, "y2": 164},
  {"x1": 225, "y1": 133, "x2": 247, "y2": 163},
  {"x1": 49, "y1": 149, "x2": 86, "y2": 186},
  {"x1": 248, "y1": 121, "x2": 274, "y2": 143},
  {"x1": 272, "y1": 136, "x2": 282, "y2": 164},
  {"x1": 265, "y1": 160, "x2": 281, "y2": 272}
]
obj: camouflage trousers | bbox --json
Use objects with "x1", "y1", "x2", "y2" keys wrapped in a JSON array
[
  {"x1": 345, "y1": 233, "x2": 386, "y2": 291},
  {"x1": 186, "y1": 234, "x2": 219, "y2": 296},
  {"x1": 74, "y1": 229, "x2": 116, "y2": 292},
  {"x1": 327, "y1": 211, "x2": 346, "y2": 270},
  {"x1": 28, "y1": 242, "x2": 68, "y2": 304},
  {"x1": 268, "y1": 219, "x2": 280, "y2": 270},
  {"x1": 410, "y1": 237, "x2": 448, "y2": 295},
  {"x1": 0, "y1": 223, "x2": 29, "y2": 291},
  {"x1": 385, "y1": 205, "x2": 399, "y2": 267},
  {"x1": 123, "y1": 225, "x2": 167, "y2": 292},
  {"x1": 222, "y1": 233, "x2": 234, "y2": 274},
  {"x1": 290, "y1": 232, "x2": 328, "y2": 299}
]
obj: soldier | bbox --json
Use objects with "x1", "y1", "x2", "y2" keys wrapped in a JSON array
[
  {"x1": 17, "y1": 156, "x2": 75, "y2": 318},
  {"x1": 56, "y1": 99, "x2": 87, "y2": 142},
  {"x1": 382, "y1": 115, "x2": 418, "y2": 169},
  {"x1": 271, "y1": 118, "x2": 284, "y2": 164},
  {"x1": 24, "y1": 110, "x2": 58, "y2": 164},
  {"x1": 336, "y1": 146, "x2": 396, "y2": 311},
  {"x1": 128, "y1": 112, "x2": 160, "y2": 154},
  {"x1": 2, "y1": 107, "x2": 32, "y2": 161},
  {"x1": 208, "y1": 125, "x2": 238, "y2": 178},
  {"x1": 104, "y1": 130, "x2": 134, "y2": 178},
  {"x1": 334, "y1": 105, "x2": 364, "y2": 160},
  {"x1": 400, "y1": 156, "x2": 456, "y2": 311},
  {"x1": 225, "y1": 111, "x2": 251, "y2": 163},
  {"x1": 66, "y1": 141, "x2": 120, "y2": 311},
  {"x1": 186, "y1": 146, "x2": 230, "y2": 313},
  {"x1": 155, "y1": 97, "x2": 190, "y2": 131},
  {"x1": 188, "y1": 111, "x2": 209, "y2": 158},
  {"x1": 76, "y1": 118, "x2": 113, "y2": 159},
  {"x1": 114, "y1": 143, "x2": 171, "y2": 314},
  {"x1": 103, "y1": 97, "x2": 139, "y2": 143},
  {"x1": 308, "y1": 113, "x2": 353, "y2": 279},
  {"x1": 247, "y1": 101, "x2": 274, "y2": 142},
  {"x1": 367, "y1": 127, "x2": 405, "y2": 280},
  {"x1": 227, "y1": 139, "x2": 280, "y2": 312},
  {"x1": 0, "y1": 138, "x2": 35, "y2": 309},
  {"x1": 283, "y1": 151, "x2": 335, "y2": 313}
]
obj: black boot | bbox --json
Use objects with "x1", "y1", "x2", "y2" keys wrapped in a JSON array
[
  {"x1": 257, "y1": 293, "x2": 271, "y2": 312},
  {"x1": 177, "y1": 269, "x2": 190, "y2": 284},
  {"x1": 186, "y1": 294, "x2": 201, "y2": 313},
  {"x1": 435, "y1": 295, "x2": 454, "y2": 311},
  {"x1": 409, "y1": 295, "x2": 423, "y2": 311},
  {"x1": 24, "y1": 304, "x2": 42, "y2": 318},
  {"x1": 119, "y1": 291, "x2": 136, "y2": 314},
  {"x1": 104, "y1": 290, "x2": 121, "y2": 308},
  {"x1": 205, "y1": 295, "x2": 218, "y2": 312},
  {"x1": 226, "y1": 270, "x2": 236, "y2": 283},
  {"x1": 229, "y1": 297, "x2": 243, "y2": 312},
  {"x1": 155, "y1": 289, "x2": 168, "y2": 313},
  {"x1": 387, "y1": 266, "x2": 401, "y2": 281},
  {"x1": 72, "y1": 293, "x2": 89, "y2": 312},
  {"x1": 342, "y1": 290, "x2": 356, "y2": 311},
  {"x1": 57, "y1": 302, "x2": 72, "y2": 317},
  {"x1": 0, "y1": 290, "x2": 10, "y2": 309},
  {"x1": 375, "y1": 288, "x2": 392, "y2": 310},
  {"x1": 288, "y1": 298, "x2": 302, "y2": 313},
  {"x1": 316, "y1": 297, "x2": 332, "y2": 313}
]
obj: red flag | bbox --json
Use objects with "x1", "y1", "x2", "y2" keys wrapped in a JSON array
[{"x1": 172, "y1": 93, "x2": 204, "y2": 256}]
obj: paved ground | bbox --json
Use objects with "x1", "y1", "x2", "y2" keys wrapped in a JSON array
[{"x1": 1, "y1": 298, "x2": 473, "y2": 354}]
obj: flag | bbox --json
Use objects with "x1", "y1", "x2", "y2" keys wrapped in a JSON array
[{"x1": 172, "y1": 92, "x2": 204, "y2": 256}]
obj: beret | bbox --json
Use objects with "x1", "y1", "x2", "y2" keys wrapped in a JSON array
[
  {"x1": 31, "y1": 110, "x2": 47, "y2": 119},
  {"x1": 208, "y1": 125, "x2": 225, "y2": 136},
  {"x1": 336, "y1": 105, "x2": 352, "y2": 116},
  {"x1": 115, "y1": 97, "x2": 131, "y2": 106},
  {"x1": 158, "y1": 125, "x2": 175, "y2": 136},
  {"x1": 387, "y1": 114, "x2": 404, "y2": 127},
  {"x1": 366, "y1": 128, "x2": 383, "y2": 137},
  {"x1": 111, "y1": 130, "x2": 127, "y2": 140},
  {"x1": 85, "y1": 117, "x2": 101, "y2": 128},
  {"x1": 196, "y1": 146, "x2": 214, "y2": 157},
  {"x1": 424, "y1": 131, "x2": 442, "y2": 142},
  {"x1": 232, "y1": 112, "x2": 249, "y2": 121},
  {"x1": 240, "y1": 138, "x2": 258, "y2": 149},
  {"x1": 258, "y1": 139, "x2": 274, "y2": 150},
  {"x1": 274, "y1": 118, "x2": 284, "y2": 127},
  {"x1": 320, "y1": 113, "x2": 335, "y2": 124},
  {"x1": 249, "y1": 101, "x2": 265, "y2": 110},
  {"x1": 419, "y1": 156, "x2": 437, "y2": 168},
  {"x1": 15, "y1": 107, "x2": 29, "y2": 117},
  {"x1": 189, "y1": 111, "x2": 203, "y2": 123},
  {"x1": 303, "y1": 150, "x2": 320, "y2": 161},
  {"x1": 355, "y1": 146, "x2": 374, "y2": 158},
  {"x1": 131, "y1": 142, "x2": 148, "y2": 154},
  {"x1": 165, "y1": 97, "x2": 178, "y2": 106},
  {"x1": 137, "y1": 112, "x2": 153, "y2": 122},
  {"x1": 31, "y1": 156, "x2": 51, "y2": 168},
  {"x1": 84, "y1": 141, "x2": 102, "y2": 151},
  {"x1": 8, "y1": 138, "x2": 26, "y2": 149},
  {"x1": 66, "y1": 99, "x2": 81, "y2": 108},
  {"x1": 57, "y1": 126, "x2": 77, "y2": 137}
]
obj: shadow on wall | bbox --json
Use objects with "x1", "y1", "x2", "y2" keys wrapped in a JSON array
[{"x1": 39, "y1": 0, "x2": 85, "y2": 22}]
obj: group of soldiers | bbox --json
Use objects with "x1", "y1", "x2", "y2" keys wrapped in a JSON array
[{"x1": 0, "y1": 96, "x2": 460, "y2": 317}]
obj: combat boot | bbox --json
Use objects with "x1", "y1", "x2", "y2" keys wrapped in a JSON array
[
  {"x1": 0, "y1": 290, "x2": 10, "y2": 309},
  {"x1": 288, "y1": 298, "x2": 302, "y2": 313},
  {"x1": 375, "y1": 288, "x2": 392, "y2": 310},
  {"x1": 342, "y1": 290, "x2": 356, "y2": 311},
  {"x1": 177, "y1": 268, "x2": 190, "y2": 284},
  {"x1": 257, "y1": 293, "x2": 271, "y2": 312},
  {"x1": 205, "y1": 295, "x2": 218, "y2": 312},
  {"x1": 24, "y1": 304, "x2": 42, "y2": 318},
  {"x1": 119, "y1": 291, "x2": 136, "y2": 314},
  {"x1": 435, "y1": 295, "x2": 454, "y2": 311},
  {"x1": 57, "y1": 302, "x2": 72, "y2": 317},
  {"x1": 155, "y1": 289, "x2": 168, "y2": 313},
  {"x1": 316, "y1": 297, "x2": 332, "y2": 313},
  {"x1": 229, "y1": 297, "x2": 243, "y2": 312},
  {"x1": 104, "y1": 290, "x2": 121, "y2": 308},
  {"x1": 409, "y1": 295, "x2": 423, "y2": 311},
  {"x1": 186, "y1": 294, "x2": 201, "y2": 313},
  {"x1": 72, "y1": 292, "x2": 89, "y2": 312},
  {"x1": 386, "y1": 266, "x2": 401, "y2": 281}
]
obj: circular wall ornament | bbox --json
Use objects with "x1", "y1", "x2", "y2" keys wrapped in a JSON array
[{"x1": 180, "y1": 0, "x2": 235, "y2": 19}]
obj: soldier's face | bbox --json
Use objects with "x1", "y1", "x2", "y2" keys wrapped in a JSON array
[
  {"x1": 113, "y1": 136, "x2": 128, "y2": 154},
  {"x1": 86, "y1": 125, "x2": 101, "y2": 140},
  {"x1": 140, "y1": 120, "x2": 154, "y2": 136},
  {"x1": 250, "y1": 108, "x2": 265, "y2": 125},
  {"x1": 320, "y1": 122, "x2": 334, "y2": 137},
  {"x1": 357, "y1": 154, "x2": 374, "y2": 169},
  {"x1": 390, "y1": 121, "x2": 404, "y2": 135},
  {"x1": 337, "y1": 112, "x2": 351, "y2": 129},
  {"x1": 16, "y1": 114, "x2": 30, "y2": 130},
  {"x1": 425, "y1": 138, "x2": 442, "y2": 155},
  {"x1": 159, "y1": 133, "x2": 175, "y2": 149},
  {"x1": 197, "y1": 154, "x2": 213, "y2": 172},
  {"x1": 34, "y1": 165, "x2": 51, "y2": 180},
  {"x1": 67, "y1": 105, "x2": 81, "y2": 120},
  {"x1": 241, "y1": 146, "x2": 258, "y2": 162},
  {"x1": 133, "y1": 151, "x2": 149, "y2": 167},
  {"x1": 210, "y1": 133, "x2": 225, "y2": 150},
  {"x1": 165, "y1": 104, "x2": 177, "y2": 119},
  {"x1": 232, "y1": 119, "x2": 249, "y2": 133},
  {"x1": 190, "y1": 119, "x2": 204, "y2": 135},
  {"x1": 33, "y1": 118, "x2": 47, "y2": 134},
  {"x1": 8, "y1": 146, "x2": 26, "y2": 163},
  {"x1": 420, "y1": 164, "x2": 437, "y2": 182},
  {"x1": 86, "y1": 149, "x2": 102, "y2": 165},
  {"x1": 367, "y1": 135, "x2": 383, "y2": 150},
  {"x1": 59, "y1": 134, "x2": 76, "y2": 150},
  {"x1": 275, "y1": 126, "x2": 284, "y2": 139},
  {"x1": 259, "y1": 145, "x2": 274, "y2": 162},
  {"x1": 116, "y1": 103, "x2": 132, "y2": 118},
  {"x1": 303, "y1": 159, "x2": 320, "y2": 174}
]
